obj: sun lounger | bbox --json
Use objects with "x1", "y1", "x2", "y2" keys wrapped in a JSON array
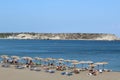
[
  {"x1": 16, "y1": 65, "x2": 25, "y2": 69},
  {"x1": 61, "y1": 72, "x2": 73, "y2": 76},
  {"x1": 61, "y1": 72, "x2": 66, "y2": 75},
  {"x1": 1, "y1": 63, "x2": 10, "y2": 68},
  {"x1": 49, "y1": 70, "x2": 55, "y2": 73},
  {"x1": 30, "y1": 67, "x2": 41, "y2": 71},
  {"x1": 45, "y1": 70, "x2": 55, "y2": 73},
  {"x1": 67, "y1": 72, "x2": 73, "y2": 76}
]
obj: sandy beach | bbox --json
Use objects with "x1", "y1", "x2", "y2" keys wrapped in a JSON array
[{"x1": 0, "y1": 65, "x2": 120, "y2": 80}]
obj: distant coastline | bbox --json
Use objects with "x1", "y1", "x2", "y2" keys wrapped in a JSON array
[{"x1": 0, "y1": 33, "x2": 119, "y2": 41}]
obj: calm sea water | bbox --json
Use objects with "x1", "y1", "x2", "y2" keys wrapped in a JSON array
[{"x1": 0, "y1": 39, "x2": 120, "y2": 71}]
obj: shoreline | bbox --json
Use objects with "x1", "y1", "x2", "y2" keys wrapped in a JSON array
[{"x1": 0, "y1": 38, "x2": 120, "y2": 41}]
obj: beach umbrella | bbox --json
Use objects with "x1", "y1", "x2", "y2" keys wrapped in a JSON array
[
  {"x1": 71, "y1": 60, "x2": 79, "y2": 63},
  {"x1": 46, "y1": 58, "x2": 53, "y2": 61},
  {"x1": 79, "y1": 61, "x2": 86, "y2": 69},
  {"x1": 50, "y1": 58, "x2": 56, "y2": 63},
  {"x1": 38, "y1": 58, "x2": 43, "y2": 61},
  {"x1": 71, "y1": 62, "x2": 80, "y2": 68},
  {"x1": 21, "y1": 56, "x2": 33, "y2": 60},
  {"x1": 1, "y1": 55, "x2": 9, "y2": 63},
  {"x1": 45, "y1": 58, "x2": 53, "y2": 65},
  {"x1": 64, "y1": 59, "x2": 71, "y2": 62},
  {"x1": 64, "y1": 59, "x2": 71, "y2": 66},
  {"x1": 95, "y1": 62, "x2": 103, "y2": 65},
  {"x1": 89, "y1": 64, "x2": 97, "y2": 70},
  {"x1": 95, "y1": 62, "x2": 104, "y2": 70},
  {"x1": 50, "y1": 58, "x2": 56, "y2": 66},
  {"x1": 64, "y1": 59, "x2": 71, "y2": 64},
  {"x1": 39, "y1": 58, "x2": 43, "y2": 60},
  {"x1": 11, "y1": 56, "x2": 20, "y2": 60},
  {"x1": 34, "y1": 57, "x2": 40, "y2": 60},
  {"x1": 95, "y1": 62, "x2": 108, "y2": 70},
  {"x1": 26, "y1": 57, "x2": 33, "y2": 60},
  {"x1": 85, "y1": 61, "x2": 93, "y2": 64},
  {"x1": 34, "y1": 57, "x2": 42, "y2": 60},
  {"x1": 79, "y1": 61, "x2": 86, "y2": 64},
  {"x1": 42, "y1": 58, "x2": 49, "y2": 65},
  {"x1": 1, "y1": 55, "x2": 9, "y2": 59},
  {"x1": 71, "y1": 62, "x2": 80, "y2": 65},
  {"x1": 21, "y1": 56, "x2": 33, "y2": 63},
  {"x1": 11, "y1": 56, "x2": 20, "y2": 64},
  {"x1": 34, "y1": 57, "x2": 40, "y2": 62},
  {"x1": 51, "y1": 58, "x2": 56, "y2": 62},
  {"x1": 101, "y1": 62, "x2": 108, "y2": 70},
  {"x1": 34, "y1": 57, "x2": 43, "y2": 65},
  {"x1": 21, "y1": 57, "x2": 27, "y2": 62},
  {"x1": 58, "y1": 58, "x2": 64, "y2": 61},
  {"x1": 80, "y1": 61, "x2": 93, "y2": 68},
  {"x1": 71, "y1": 60, "x2": 79, "y2": 68},
  {"x1": 21, "y1": 57, "x2": 27, "y2": 60},
  {"x1": 57, "y1": 61, "x2": 64, "y2": 66}
]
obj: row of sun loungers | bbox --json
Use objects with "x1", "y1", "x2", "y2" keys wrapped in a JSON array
[{"x1": 0, "y1": 62, "x2": 112, "y2": 77}]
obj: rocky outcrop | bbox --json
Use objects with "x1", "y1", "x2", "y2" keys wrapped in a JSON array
[{"x1": 6, "y1": 33, "x2": 119, "y2": 40}]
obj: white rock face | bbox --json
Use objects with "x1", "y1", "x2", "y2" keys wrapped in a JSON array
[
  {"x1": 49, "y1": 36, "x2": 61, "y2": 40},
  {"x1": 94, "y1": 34, "x2": 118, "y2": 40},
  {"x1": 8, "y1": 34, "x2": 34, "y2": 39},
  {"x1": 7, "y1": 33, "x2": 119, "y2": 40}
]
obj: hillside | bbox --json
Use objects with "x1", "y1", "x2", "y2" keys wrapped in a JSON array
[{"x1": 0, "y1": 33, "x2": 119, "y2": 40}]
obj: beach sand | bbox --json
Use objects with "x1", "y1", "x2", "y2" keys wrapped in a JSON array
[{"x1": 0, "y1": 66, "x2": 120, "y2": 80}]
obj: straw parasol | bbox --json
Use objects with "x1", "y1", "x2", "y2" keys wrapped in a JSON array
[
  {"x1": 95, "y1": 62, "x2": 108, "y2": 70},
  {"x1": 64, "y1": 59, "x2": 71, "y2": 66},
  {"x1": 89, "y1": 64, "x2": 97, "y2": 70},
  {"x1": 95, "y1": 62, "x2": 103, "y2": 70},
  {"x1": 45, "y1": 58, "x2": 54, "y2": 65},
  {"x1": 71, "y1": 60, "x2": 79, "y2": 63},
  {"x1": 34, "y1": 57, "x2": 40, "y2": 60},
  {"x1": 79, "y1": 61, "x2": 87, "y2": 69},
  {"x1": 1, "y1": 55, "x2": 9, "y2": 63},
  {"x1": 57, "y1": 61, "x2": 64, "y2": 66},
  {"x1": 46, "y1": 58, "x2": 53, "y2": 61},
  {"x1": 21, "y1": 56, "x2": 33, "y2": 64},
  {"x1": 1, "y1": 55, "x2": 9, "y2": 59},
  {"x1": 58, "y1": 58, "x2": 64, "y2": 61},
  {"x1": 21, "y1": 57, "x2": 33, "y2": 60},
  {"x1": 34, "y1": 57, "x2": 43, "y2": 65},
  {"x1": 70, "y1": 60, "x2": 79, "y2": 68},
  {"x1": 50, "y1": 58, "x2": 56, "y2": 62},
  {"x1": 10, "y1": 56, "x2": 20, "y2": 64},
  {"x1": 49, "y1": 58, "x2": 56, "y2": 65},
  {"x1": 51, "y1": 58, "x2": 56, "y2": 62},
  {"x1": 71, "y1": 62, "x2": 80, "y2": 68},
  {"x1": 71, "y1": 62, "x2": 80, "y2": 65},
  {"x1": 21, "y1": 57, "x2": 27, "y2": 60},
  {"x1": 101, "y1": 62, "x2": 108, "y2": 70},
  {"x1": 85, "y1": 61, "x2": 93, "y2": 64},
  {"x1": 26, "y1": 57, "x2": 33, "y2": 60},
  {"x1": 64, "y1": 59, "x2": 71, "y2": 62},
  {"x1": 11, "y1": 56, "x2": 20, "y2": 60}
]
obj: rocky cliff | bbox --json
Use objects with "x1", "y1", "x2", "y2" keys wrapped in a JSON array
[{"x1": 4, "y1": 33, "x2": 119, "y2": 40}]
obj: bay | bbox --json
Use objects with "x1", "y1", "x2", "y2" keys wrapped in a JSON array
[{"x1": 0, "y1": 39, "x2": 120, "y2": 71}]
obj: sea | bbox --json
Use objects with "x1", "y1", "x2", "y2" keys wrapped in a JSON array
[{"x1": 0, "y1": 39, "x2": 120, "y2": 71}]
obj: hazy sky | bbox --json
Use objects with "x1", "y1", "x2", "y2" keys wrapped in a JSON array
[{"x1": 0, "y1": 0, "x2": 120, "y2": 37}]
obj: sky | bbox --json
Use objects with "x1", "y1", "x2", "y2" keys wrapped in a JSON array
[{"x1": 0, "y1": 0, "x2": 120, "y2": 37}]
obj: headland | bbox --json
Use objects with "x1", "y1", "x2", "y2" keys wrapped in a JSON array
[{"x1": 0, "y1": 33, "x2": 119, "y2": 40}]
